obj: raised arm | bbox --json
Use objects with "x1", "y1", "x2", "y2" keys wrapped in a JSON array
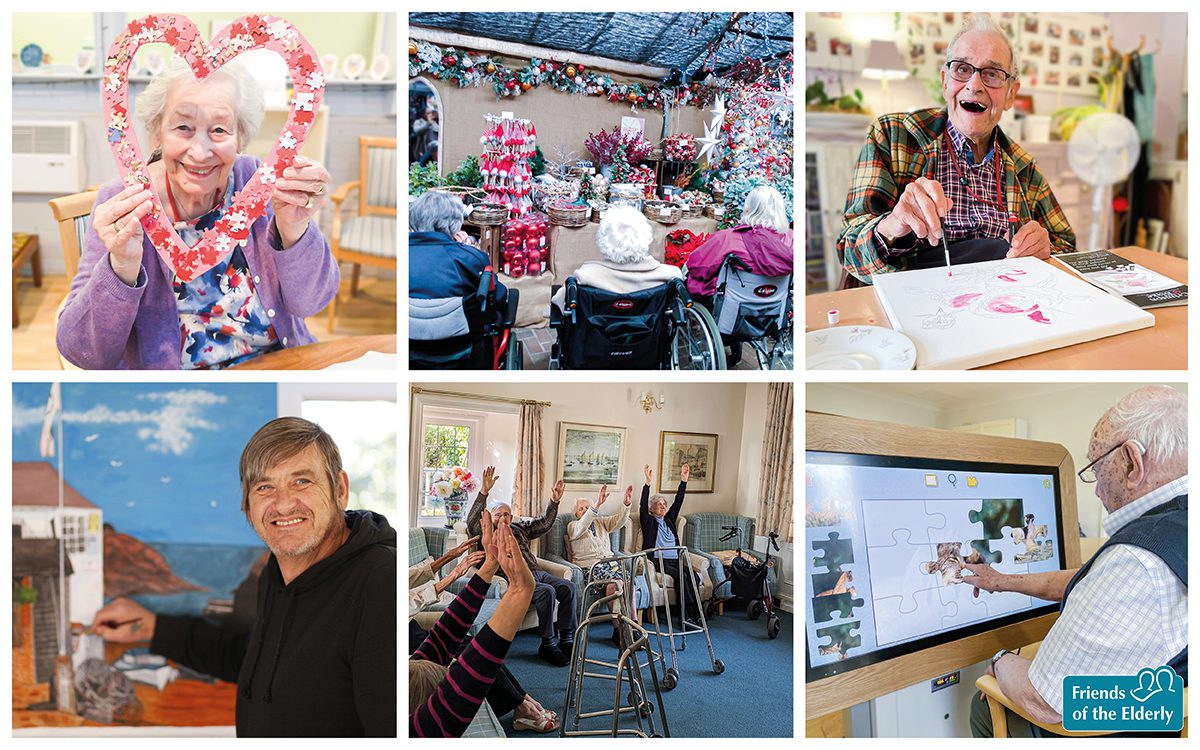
[
  {"x1": 525, "y1": 479, "x2": 564, "y2": 540},
  {"x1": 463, "y1": 466, "x2": 497, "y2": 543},
  {"x1": 640, "y1": 464, "x2": 652, "y2": 513},
  {"x1": 667, "y1": 463, "x2": 689, "y2": 519},
  {"x1": 962, "y1": 564, "x2": 1079, "y2": 603}
]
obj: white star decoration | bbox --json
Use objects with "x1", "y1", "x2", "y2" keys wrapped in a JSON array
[
  {"x1": 697, "y1": 118, "x2": 722, "y2": 163},
  {"x1": 709, "y1": 94, "x2": 726, "y2": 125}
]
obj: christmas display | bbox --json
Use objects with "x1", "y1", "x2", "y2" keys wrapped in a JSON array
[
  {"x1": 501, "y1": 213, "x2": 550, "y2": 278},
  {"x1": 410, "y1": 41, "x2": 711, "y2": 109},
  {"x1": 479, "y1": 113, "x2": 537, "y2": 215},
  {"x1": 663, "y1": 133, "x2": 698, "y2": 161}
]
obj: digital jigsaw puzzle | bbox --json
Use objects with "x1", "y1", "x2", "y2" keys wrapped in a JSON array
[
  {"x1": 810, "y1": 532, "x2": 866, "y2": 660},
  {"x1": 862, "y1": 498, "x2": 1042, "y2": 646},
  {"x1": 815, "y1": 621, "x2": 861, "y2": 662}
]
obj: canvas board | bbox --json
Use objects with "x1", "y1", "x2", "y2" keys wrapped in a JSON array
[{"x1": 871, "y1": 257, "x2": 1155, "y2": 369}]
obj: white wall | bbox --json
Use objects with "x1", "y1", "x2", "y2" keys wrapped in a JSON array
[
  {"x1": 430, "y1": 382, "x2": 755, "y2": 515},
  {"x1": 807, "y1": 383, "x2": 943, "y2": 427}
]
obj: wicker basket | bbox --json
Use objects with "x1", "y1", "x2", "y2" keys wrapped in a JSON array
[
  {"x1": 643, "y1": 200, "x2": 682, "y2": 225},
  {"x1": 466, "y1": 201, "x2": 510, "y2": 226},
  {"x1": 703, "y1": 204, "x2": 729, "y2": 220},
  {"x1": 589, "y1": 201, "x2": 609, "y2": 223},
  {"x1": 679, "y1": 202, "x2": 704, "y2": 219},
  {"x1": 547, "y1": 204, "x2": 590, "y2": 227}
]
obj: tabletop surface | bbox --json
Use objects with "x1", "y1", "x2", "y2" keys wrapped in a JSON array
[
  {"x1": 805, "y1": 247, "x2": 1187, "y2": 370},
  {"x1": 232, "y1": 334, "x2": 397, "y2": 370}
]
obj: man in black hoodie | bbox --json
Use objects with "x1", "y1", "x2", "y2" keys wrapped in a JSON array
[{"x1": 91, "y1": 417, "x2": 397, "y2": 737}]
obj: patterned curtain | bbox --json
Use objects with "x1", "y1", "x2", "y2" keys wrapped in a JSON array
[
  {"x1": 757, "y1": 382, "x2": 794, "y2": 542},
  {"x1": 513, "y1": 402, "x2": 545, "y2": 517}
]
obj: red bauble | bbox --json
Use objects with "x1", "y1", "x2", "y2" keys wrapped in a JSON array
[
  {"x1": 538, "y1": 64, "x2": 546, "y2": 72},
  {"x1": 1113, "y1": 195, "x2": 1130, "y2": 213},
  {"x1": 444, "y1": 55, "x2": 456, "y2": 66},
  {"x1": 577, "y1": 64, "x2": 585, "y2": 72},
  {"x1": 505, "y1": 79, "x2": 516, "y2": 89}
]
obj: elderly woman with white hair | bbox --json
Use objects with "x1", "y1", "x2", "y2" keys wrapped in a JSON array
[
  {"x1": 551, "y1": 204, "x2": 681, "y2": 311},
  {"x1": 409, "y1": 190, "x2": 508, "y2": 307},
  {"x1": 58, "y1": 60, "x2": 338, "y2": 369},
  {"x1": 683, "y1": 185, "x2": 794, "y2": 303}
]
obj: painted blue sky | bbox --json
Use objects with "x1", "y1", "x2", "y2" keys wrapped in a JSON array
[{"x1": 13, "y1": 383, "x2": 277, "y2": 546}]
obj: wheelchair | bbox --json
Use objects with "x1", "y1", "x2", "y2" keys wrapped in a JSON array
[
  {"x1": 711, "y1": 254, "x2": 793, "y2": 370},
  {"x1": 409, "y1": 267, "x2": 524, "y2": 369},
  {"x1": 549, "y1": 277, "x2": 725, "y2": 370}
]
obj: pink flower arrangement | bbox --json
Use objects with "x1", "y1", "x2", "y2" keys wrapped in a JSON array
[
  {"x1": 584, "y1": 126, "x2": 653, "y2": 167},
  {"x1": 429, "y1": 467, "x2": 479, "y2": 498}
]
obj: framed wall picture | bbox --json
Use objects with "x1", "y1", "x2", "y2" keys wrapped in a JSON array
[
  {"x1": 657, "y1": 431, "x2": 718, "y2": 494},
  {"x1": 557, "y1": 421, "x2": 627, "y2": 492}
]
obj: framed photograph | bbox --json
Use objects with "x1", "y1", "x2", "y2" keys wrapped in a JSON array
[
  {"x1": 557, "y1": 421, "x2": 627, "y2": 492},
  {"x1": 657, "y1": 431, "x2": 718, "y2": 494},
  {"x1": 1014, "y1": 93, "x2": 1035, "y2": 114}
]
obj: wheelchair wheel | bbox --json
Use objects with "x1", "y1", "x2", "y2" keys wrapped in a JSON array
[
  {"x1": 768, "y1": 325, "x2": 793, "y2": 370},
  {"x1": 670, "y1": 305, "x2": 726, "y2": 370},
  {"x1": 768, "y1": 615, "x2": 781, "y2": 640},
  {"x1": 504, "y1": 339, "x2": 524, "y2": 370}
]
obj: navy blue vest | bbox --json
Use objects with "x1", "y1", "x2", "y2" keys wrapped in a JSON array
[{"x1": 1060, "y1": 494, "x2": 1187, "y2": 684}]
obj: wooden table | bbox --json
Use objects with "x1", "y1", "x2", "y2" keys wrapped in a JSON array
[
  {"x1": 805, "y1": 246, "x2": 1187, "y2": 369},
  {"x1": 232, "y1": 334, "x2": 396, "y2": 370},
  {"x1": 12, "y1": 233, "x2": 41, "y2": 328}
]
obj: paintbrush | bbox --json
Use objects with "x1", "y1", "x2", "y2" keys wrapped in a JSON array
[
  {"x1": 941, "y1": 221, "x2": 952, "y2": 277},
  {"x1": 83, "y1": 617, "x2": 143, "y2": 634}
]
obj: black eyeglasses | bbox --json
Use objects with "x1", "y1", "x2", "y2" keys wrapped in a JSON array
[
  {"x1": 945, "y1": 59, "x2": 1014, "y2": 89},
  {"x1": 1077, "y1": 439, "x2": 1144, "y2": 483}
]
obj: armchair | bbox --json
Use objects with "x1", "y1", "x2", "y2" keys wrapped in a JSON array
[{"x1": 684, "y1": 512, "x2": 779, "y2": 602}]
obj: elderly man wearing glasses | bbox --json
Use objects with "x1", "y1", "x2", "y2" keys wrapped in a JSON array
[
  {"x1": 963, "y1": 385, "x2": 1187, "y2": 737},
  {"x1": 837, "y1": 13, "x2": 1075, "y2": 286}
]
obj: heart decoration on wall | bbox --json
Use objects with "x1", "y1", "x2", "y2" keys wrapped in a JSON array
[{"x1": 102, "y1": 14, "x2": 324, "y2": 281}]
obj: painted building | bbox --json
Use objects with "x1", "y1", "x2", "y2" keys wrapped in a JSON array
[{"x1": 12, "y1": 462, "x2": 104, "y2": 625}]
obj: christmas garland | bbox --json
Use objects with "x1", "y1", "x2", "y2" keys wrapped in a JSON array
[{"x1": 409, "y1": 40, "x2": 712, "y2": 109}]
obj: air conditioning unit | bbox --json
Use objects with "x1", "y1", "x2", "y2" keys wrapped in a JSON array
[{"x1": 12, "y1": 120, "x2": 86, "y2": 194}]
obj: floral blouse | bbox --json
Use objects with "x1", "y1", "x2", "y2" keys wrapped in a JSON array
[{"x1": 172, "y1": 172, "x2": 279, "y2": 369}]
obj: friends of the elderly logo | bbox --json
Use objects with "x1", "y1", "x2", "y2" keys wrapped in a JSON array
[{"x1": 1062, "y1": 665, "x2": 1183, "y2": 733}]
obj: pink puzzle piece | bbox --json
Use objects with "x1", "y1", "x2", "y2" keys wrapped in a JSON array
[{"x1": 101, "y1": 14, "x2": 324, "y2": 282}]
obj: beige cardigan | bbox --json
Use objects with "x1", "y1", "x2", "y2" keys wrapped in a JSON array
[{"x1": 567, "y1": 502, "x2": 631, "y2": 571}]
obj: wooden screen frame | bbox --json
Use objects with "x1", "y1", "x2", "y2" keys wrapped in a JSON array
[{"x1": 805, "y1": 410, "x2": 1081, "y2": 717}]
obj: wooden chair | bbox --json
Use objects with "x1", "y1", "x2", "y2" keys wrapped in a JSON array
[
  {"x1": 975, "y1": 642, "x2": 1188, "y2": 737},
  {"x1": 47, "y1": 189, "x2": 98, "y2": 370},
  {"x1": 327, "y1": 136, "x2": 397, "y2": 332}
]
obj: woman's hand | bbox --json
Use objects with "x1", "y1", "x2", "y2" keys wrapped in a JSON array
[
  {"x1": 680, "y1": 463, "x2": 690, "y2": 483},
  {"x1": 93, "y1": 184, "x2": 155, "y2": 286},
  {"x1": 623, "y1": 484, "x2": 634, "y2": 506},
  {"x1": 496, "y1": 521, "x2": 534, "y2": 593},
  {"x1": 448, "y1": 551, "x2": 486, "y2": 582},
  {"x1": 595, "y1": 484, "x2": 609, "y2": 509},
  {"x1": 551, "y1": 479, "x2": 565, "y2": 503},
  {"x1": 447, "y1": 534, "x2": 481, "y2": 559},
  {"x1": 643, "y1": 463, "x2": 653, "y2": 485},
  {"x1": 272, "y1": 155, "x2": 331, "y2": 249},
  {"x1": 478, "y1": 510, "x2": 500, "y2": 579}
]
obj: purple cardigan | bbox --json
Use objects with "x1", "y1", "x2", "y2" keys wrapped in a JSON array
[{"x1": 58, "y1": 156, "x2": 340, "y2": 369}]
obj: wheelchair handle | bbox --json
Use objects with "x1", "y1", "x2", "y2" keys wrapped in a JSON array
[
  {"x1": 670, "y1": 278, "x2": 693, "y2": 308},
  {"x1": 724, "y1": 254, "x2": 753, "y2": 273},
  {"x1": 768, "y1": 531, "x2": 780, "y2": 552},
  {"x1": 479, "y1": 267, "x2": 495, "y2": 312}
]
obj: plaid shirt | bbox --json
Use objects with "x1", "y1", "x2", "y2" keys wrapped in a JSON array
[
  {"x1": 936, "y1": 119, "x2": 1013, "y2": 243},
  {"x1": 839, "y1": 108, "x2": 1075, "y2": 284},
  {"x1": 1027, "y1": 476, "x2": 1189, "y2": 714}
]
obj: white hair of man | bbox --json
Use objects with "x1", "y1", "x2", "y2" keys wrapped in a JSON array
[
  {"x1": 596, "y1": 205, "x2": 653, "y2": 265},
  {"x1": 1106, "y1": 385, "x2": 1187, "y2": 467},
  {"x1": 136, "y1": 58, "x2": 265, "y2": 152},
  {"x1": 409, "y1": 190, "x2": 468, "y2": 237},
  {"x1": 946, "y1": 13, "x2": 1019, "y2": 77},
  {"x1": 740, "y1": 185, "x2": 789, "y2": 233}
]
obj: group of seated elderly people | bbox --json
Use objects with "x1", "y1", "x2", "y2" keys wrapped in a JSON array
[
  {"x1": 408, "y1": 185, "x2": 792, "y2": 354},
  {"x1": 408, "y1": 462, "x2": 698, "y2": 737}
]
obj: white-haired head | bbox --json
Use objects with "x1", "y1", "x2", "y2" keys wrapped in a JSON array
[
  {"x1": 136, "y1": 57, "x2": 265, "y2": 154},
  {"x1": 946, "y1": 13, "x2": 1019, "y2": 76},
  {"x1": 740, "y1": 185, "x2": 789, "y2": 234},
  {"x1": 596, "y1": 205, "x2": 653, "y2": 265},
  {"x1": 1105, "y1": 385, "x2": 1187, "y2": 469},
  {"x1": 410, "y1": 190, "x2": 468, "y2": 237}
]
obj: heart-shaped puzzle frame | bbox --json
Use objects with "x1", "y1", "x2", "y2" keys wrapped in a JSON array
[{"x1": 102, "y1": 14, "x2": 325, "y2": 282}]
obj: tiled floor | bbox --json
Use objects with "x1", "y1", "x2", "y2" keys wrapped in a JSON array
[{"x1": 513, "y1": 326, "x2": 783, "y2": 371}]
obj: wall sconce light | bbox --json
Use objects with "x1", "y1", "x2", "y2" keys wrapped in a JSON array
[{"x1": 640, "y1": 391, "x2": 665, "y2": 413}]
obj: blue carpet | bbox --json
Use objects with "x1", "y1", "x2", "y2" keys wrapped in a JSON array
[{"x1": 499, "y1": 607, "x2": 793, "y2": 738}]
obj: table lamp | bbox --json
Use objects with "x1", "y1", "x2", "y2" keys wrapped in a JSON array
[{"x1": 862, "y1": 39, "x2": 910, "y2": 110}]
